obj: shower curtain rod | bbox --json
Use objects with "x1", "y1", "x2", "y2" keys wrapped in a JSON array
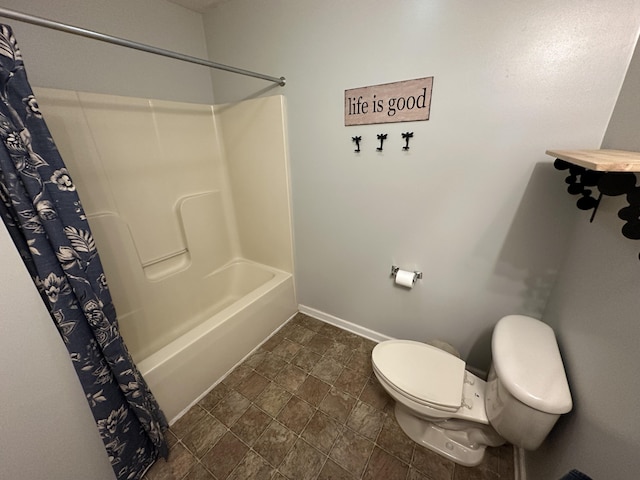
[{"x1": 0, "y1": 7, "x2": 286, "y2": 86}]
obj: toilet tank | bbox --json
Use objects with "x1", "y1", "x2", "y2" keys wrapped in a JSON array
[{"x1": 485, "y1": 315, "x2": 572, "y2": 450}]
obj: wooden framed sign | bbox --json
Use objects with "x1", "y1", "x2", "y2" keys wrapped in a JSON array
[{"x1": 344, "y1": 77, "x2": 433, "y2": 126}]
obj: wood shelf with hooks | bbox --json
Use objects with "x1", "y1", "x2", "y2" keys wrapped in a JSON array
[
  {"x1": 546, "y1": 149, "x2": 640, "y2": 172},
  {"x1": 548, "y1": 148, "x2": 640, "y2": 261}
]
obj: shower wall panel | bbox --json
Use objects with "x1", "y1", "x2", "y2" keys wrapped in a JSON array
[
  {"x1": 216, "y1": 96, "x2": 294, "y2": 273},
  {"x1": 35, "y1": 88, "x2": 243, "y2": 361}
]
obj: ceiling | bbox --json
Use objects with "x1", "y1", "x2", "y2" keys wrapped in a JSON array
[{"x1": 165, "y1": 0, "x2": 229, "y2": 13}]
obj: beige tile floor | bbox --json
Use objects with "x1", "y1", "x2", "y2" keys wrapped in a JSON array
[{"x1": 144, "y1": 313, "x2": 514, "y2": 480}]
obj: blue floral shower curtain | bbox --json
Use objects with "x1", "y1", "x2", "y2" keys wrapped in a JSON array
[{"x1": 0, "y1": 25, "x2": 167, "y2": 480}]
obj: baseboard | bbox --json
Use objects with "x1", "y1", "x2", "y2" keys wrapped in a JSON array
[
  {"x1": 514, "y1": 447, "x2": 526, "y2": 480},
  {"x1": 466, "y1": 365, "x2": 488, "y2": 380},
  {"x1": 297, "y1": 305, "x2": 487, "y2": 379},
  {"x1": 299, "y1": 305, "x2": 520, "y2": 476},
  {"x1": 297, "y1": 304, "x2": 394, "y2": 343}
]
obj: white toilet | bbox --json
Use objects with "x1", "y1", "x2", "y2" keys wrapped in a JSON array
[{"x1": 371, "y1": 314, "x2": 573, "y2": 466}]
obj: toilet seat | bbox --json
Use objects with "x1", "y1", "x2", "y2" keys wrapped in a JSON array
[{"x1": 372, "y1": 340, "x2": 466, "y2": 412}]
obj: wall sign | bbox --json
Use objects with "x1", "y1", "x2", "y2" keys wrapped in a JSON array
[{"x1": 344, "y1": 77, "x2": 433, "y2": 126}]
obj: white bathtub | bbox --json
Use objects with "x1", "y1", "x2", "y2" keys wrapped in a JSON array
[{"x1": 137, "y1": 260, "x2": 297, "y2": 422}]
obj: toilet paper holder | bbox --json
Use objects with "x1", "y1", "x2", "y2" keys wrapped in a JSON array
[{"x1": 391, "y1": 265, "x2": 423, "y2": 284}]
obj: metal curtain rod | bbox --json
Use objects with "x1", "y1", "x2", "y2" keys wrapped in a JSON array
[{"x1": 0, "y1": 7, "x2": 286, "y2": 86}]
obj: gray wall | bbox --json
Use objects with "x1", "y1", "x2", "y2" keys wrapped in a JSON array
[
  {"x1": 602, "y1": 38, "x2": 640, "y2": 153},
  {"x1": 524, "y1": 37, "x2": 640, "y2": 480},
  {"x1": 202, "y1": 0, "x2": 640, "y2": 371},
  {"x1": 0, "y1": 224, "x2": 116, "y2": 480},
  {"x1": 3, "y1": 2, "x2": 640, "y2": 477},
  {"x1": 0, "y1": 1, "x2": 213, "y2": 477},
  {"x1": 0, "y1": 0, "x2": 215, "y2": 104}
]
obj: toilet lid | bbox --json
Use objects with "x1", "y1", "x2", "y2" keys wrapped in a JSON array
[{"x1": 372, "y1": 340, "x2": 466, "y2": 410}]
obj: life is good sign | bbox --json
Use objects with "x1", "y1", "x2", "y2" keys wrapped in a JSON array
[{"x1": 344, "y1": 77, "x2": 433, "y2": 126}]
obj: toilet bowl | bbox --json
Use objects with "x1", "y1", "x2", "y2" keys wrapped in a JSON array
[
  {"x1": 372, "y1": 340, "x2": 504, "y2": 466},
  {"x1": 371, "y1": 315, "x2": 572, "y2": 467}
]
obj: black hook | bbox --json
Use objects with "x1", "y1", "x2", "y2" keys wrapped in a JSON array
[
  {"x1": 352, "y1": 136, "x2": 362, "y2": 153},
  {"x1": 402, "y1": 132, "x2": 413, "y2": 151},
  {"x1": 376, "y1": 134, "x2": 387, "y2": 152}
]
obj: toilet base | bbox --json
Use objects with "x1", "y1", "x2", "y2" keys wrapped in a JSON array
[{"x1": 394, "y1": 404, "x2": 487, "y2": 467}]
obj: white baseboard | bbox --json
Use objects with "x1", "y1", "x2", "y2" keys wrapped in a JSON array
[
  {"x1": 297, "y1": 305, "x2": 487, "y2": 376},
  {"x1": 298, "y1": 305, "x2": 517, "y2": 476},
  {"x1": 514, "y1": 447, "x2": 526, "y2": 480},
  {"x1": 297, "y1": 304, "x2": 394, "y2": 343}
]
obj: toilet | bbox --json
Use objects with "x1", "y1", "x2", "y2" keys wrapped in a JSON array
[{"x1": 371, "y1": 314, "x2": 573, "y2": 466}]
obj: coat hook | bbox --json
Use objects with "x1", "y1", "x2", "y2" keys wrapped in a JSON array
[
  {"x1": 376, "y1": 133, "x2": 387, "y2": 151},
  {"x1": 352, "y1": 136, "x2": 362, "y2": 153},
  {"x1": 402, "y1": 132, "x2": 413, "y2": 151}
]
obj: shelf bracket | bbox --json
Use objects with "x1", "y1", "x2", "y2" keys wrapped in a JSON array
[
  {"x1": 553, "y1": 159, "x2": 604, "y2": 221},
  {"x1": 553, "y1": 157, "x2": 640, "y2": 260}
]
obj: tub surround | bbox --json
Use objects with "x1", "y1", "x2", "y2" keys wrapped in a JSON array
[{"x1": 35, "y1": 88, "x2": 296, "y2": 420}]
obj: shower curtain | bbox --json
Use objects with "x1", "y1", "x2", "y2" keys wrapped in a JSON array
[{"x1": 0, "y1": 25, "x2": 167, "y2": 480}]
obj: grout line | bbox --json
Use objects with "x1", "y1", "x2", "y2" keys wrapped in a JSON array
[
  {"x1": 161, "y1": 313, "x2": 505, "y2": 480},
  {"x1": 245, "y1": 319, "x2": 375, "y2": 478}
]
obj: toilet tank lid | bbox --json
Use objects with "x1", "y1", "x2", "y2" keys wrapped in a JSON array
[{"x1": 492, "y1": 315, "x2": 572, "y2": 414}]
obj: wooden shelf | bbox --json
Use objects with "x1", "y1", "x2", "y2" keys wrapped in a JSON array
[
  {"x1": 550, "y1": 149, "x2": 640, "y2": 260},
  {"x1": 546, "y1": 149, "x2": 640, "y2": 172}
]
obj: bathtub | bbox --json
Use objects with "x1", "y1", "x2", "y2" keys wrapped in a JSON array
[
  {"x1": 36, "y1": 88, "x2": 297, "y2": 422},
  {"x1": 137, "y1": 260, "x2": 297, "y2": 422}
]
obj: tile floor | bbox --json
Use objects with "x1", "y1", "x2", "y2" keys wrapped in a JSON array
[{"x1": 144, "y1": 313, "x2": 514, "y2": 480}]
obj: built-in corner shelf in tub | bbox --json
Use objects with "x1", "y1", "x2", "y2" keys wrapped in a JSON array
[{"x1": 547, "y1": 149, "x2": 640, "y2": 260}]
